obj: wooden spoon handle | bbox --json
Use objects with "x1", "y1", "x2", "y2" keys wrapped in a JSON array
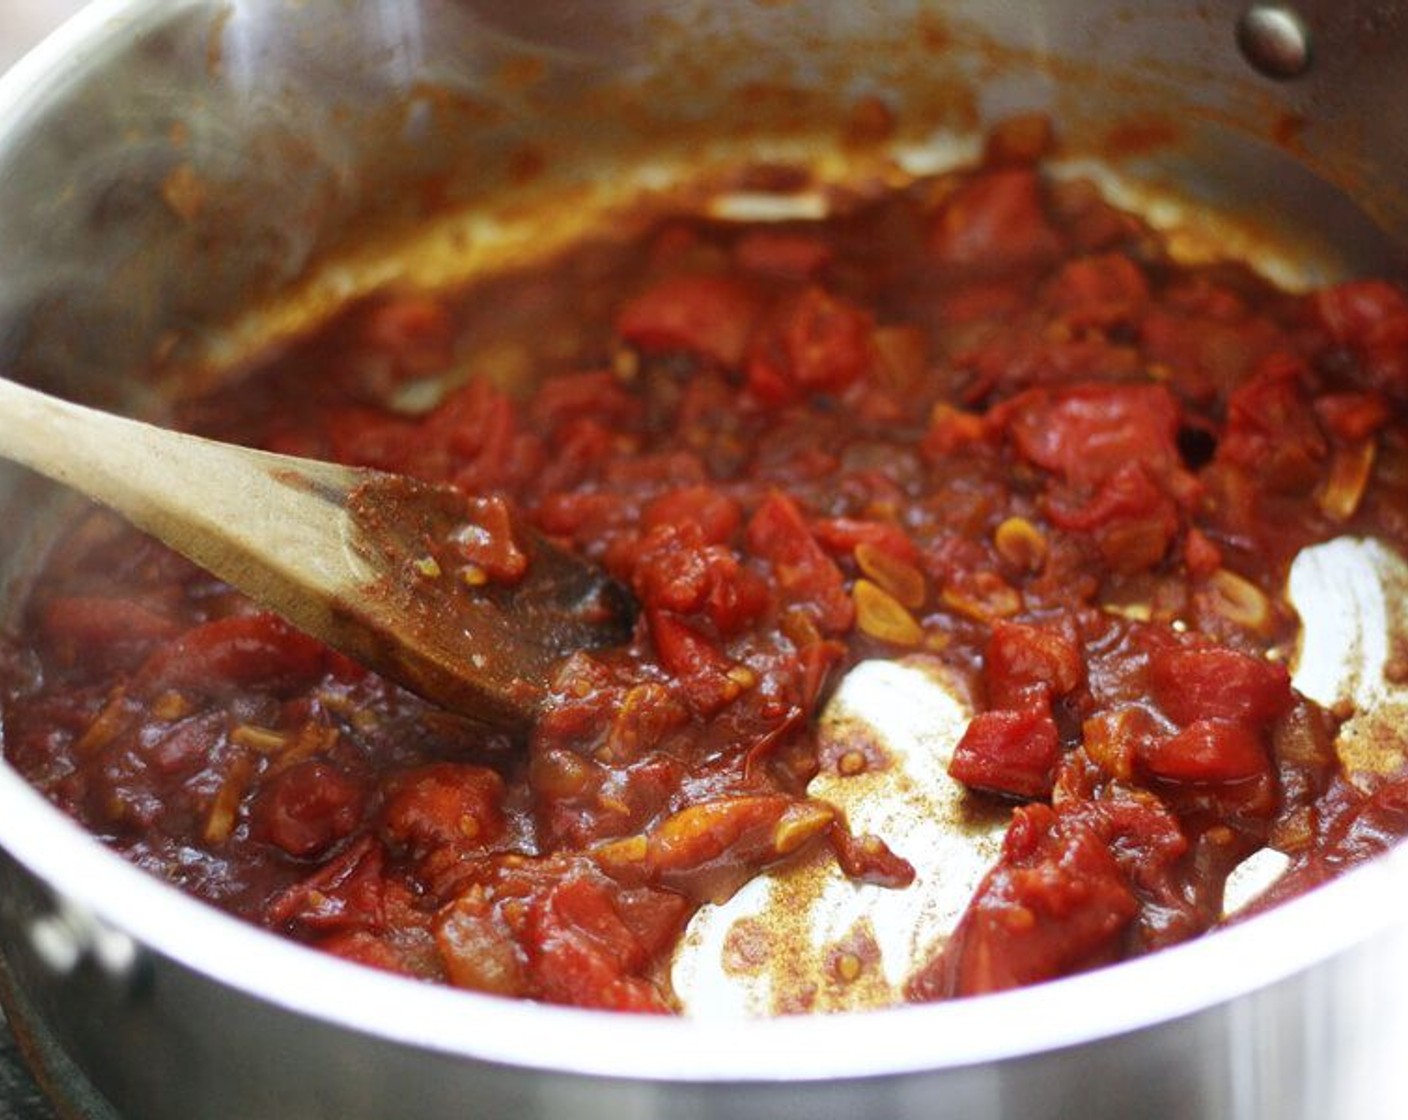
[
  {"x1": 0, "y1": 378, "x2": 632, "y2": 729},
  {"x1": 0, "y1": 376, "x2": 373, "y2": 616}
]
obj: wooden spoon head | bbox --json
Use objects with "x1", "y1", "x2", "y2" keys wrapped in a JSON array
[{"x1": 339, "y1": 474, "x2": 634, "y2": 730}]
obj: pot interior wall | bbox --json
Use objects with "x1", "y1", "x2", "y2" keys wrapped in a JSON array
[{"x1": 0, "y1": 0, "x2": 1404, "y2": 414}]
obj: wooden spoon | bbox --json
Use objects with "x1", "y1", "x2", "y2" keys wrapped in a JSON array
[{"x1": 0, "y1": 377, "x2": 633, "y2": 729}]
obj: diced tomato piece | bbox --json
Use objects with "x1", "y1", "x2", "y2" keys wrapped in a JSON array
[
  {"x1": 732, "y1": 230, "x2": 834, "y2": 277},
  {"x1": 37, "y1": 596, "x2": 181, "y2": 672},
  {"x1": 831, "y1": 824, "x2": 916, "y2": 888},
  {"x1": 630, "y1": 525, "x2": 716, "y2": 614},
  {"x1": 930, "y1": 168, "x2": 1063, "y2": 268},
  {"x1": 430, "y1": 379, "x2": 533, "y2": 493},
  {"x1": 1067, "y1": 795, "x2": 1190, "y2": 898},
  {"x1": 134, "y1": 614, "x2": 328, "y2": 698},
  {"x1": 745, "y1": 493, "x2": 854, "y2": 634},
  {"x1": 253, "y1": 760, "x2": 368, "y2": 859},
  {"x1": 909, "y1": 804, "x2": 1137, "y2": 998},
  {"x1": 922, "y1": 403, "x2": 992, "y2": 460},
  {"x1": 646, "y1": 609, "x2": 741, "y2": 715},
  {"x1": 1308, "y1": 279, "x2": 1408, "y2": 352},
  {"x1": 630, "y1": 525, "x2": 767, "y2": 635},
  {"x1": 1055, "y1": 792, "x2": 1205, "y2": 950},
  {"x1": 610, "y1": 884, "x2": 692, "y2": 956},
  {"x1": 703, "y1": 562, "x2": 771, "y2": 636},
  {"x1": 1147, "y1": 646, "x2": 1293, "y2": 728},
  {"x1": 1141, "y1": 298, "x2": 1292, "y2": 405},
  {"x1": 949, "y1": 701, "x2": 1061, "y2": 800},
  {"x1": 641, "y1": 485, "x2": 742, "y2": 545},
  {"x1": 985, "y1": 620, "x2": 1084, "y2": 709},
  {"x1": 809, "y1": 518, "x2": 921, "y2": 565},
  {"x1": 741, "y1": 347, "x2": 798, "y2": 407},
  {"x1": 525, "y1": 877, "x2": 671, "y2": 1012},
  {"x1": 432, "y1": 855, "x2": 681, "y2": 1010},
  {"x1": 435, "y1": 891, "x2": 528, "y2": 996},
  {"x1": 533, "y1": 652, "x2": 623, "y2": 749},
  {"x1": 358, "y1": 296, "x2": 454, "y2": 381},
  {"x1": 1043, "y1": 460, "x2": 1172, "y2": 532},
  {"x1": 317, "y1": 930, "x2": 422, "y2": 978},
  {"x1": 1217, "y1": 356, "x2": 1326, "y2": 491},
  {"x1": 379, "y1": 763, "x2": 507, "y2": 859},
  {"x1": 600, "y1": 685, "x2": 691, "y2": 764},
  {"x1": 1042, "y1": 252, "x2": 1149, "y2": 329},
  {"x1": 616, "y1": 273, "x2": 760, "y2": 367},
  {"x1": 450, "y1": 495, "x2": 529, "y2": 584},
  {"x1": 265, "y1": 836, "x2": 387, "y2": 934},
  {"x1": 1314, "y1": 391, "x2": 1390, "y2": 443},
  {"x1": 1141, "y1": 719, "x2": 1269, "y2": 784},
  {"x1": 1182, "y1": 528, "x2": 1223, "y2": 579},
  {"x1": 145, "y1": 711, "x2": 225, "y2": 777},
  {"x1": 1045, "y1": 462, "x2": 1181, "y2": 573},
  {"x1": 543, "y1": 877, "x2": 645, "y2": 968},
  {"x1": 745, "y1": 286, "x2": 874, "y2": 404},
  {"x1": 1080, "y1": 704, "x2": 1163, "y2": 783},
  {"x1": 527, "y1": 369, "x2": 643, "y2": 434},
  {"x1": 1006, "y1": 382, "x2": 1181, "y2": 489},
  {"x1": 775, "y1": 286, "x2": 874, "y2": 392}
]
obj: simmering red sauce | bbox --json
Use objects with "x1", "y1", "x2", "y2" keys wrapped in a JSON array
[{"x1": 6, "y1": 118, "x2": 1408, "y2": 1011}]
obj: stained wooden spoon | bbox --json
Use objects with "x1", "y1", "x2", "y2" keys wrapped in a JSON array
[{"x1": 0, "y1": 377, "x2": 633, "y2": 729}]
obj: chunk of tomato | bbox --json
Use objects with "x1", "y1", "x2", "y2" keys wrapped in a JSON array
[
  {"x1": 984, "y1": 620, "x2": 1084, "y2": 709},
  {"x1": 1007, "y1": 382, "x2": 1181, "y2": 489},
  {"x1": 133, "y1": 614, "x2": 327, "y2": 698},
  {"x1": 745, "y1": 286, "x2": 874, "y2": 402},
  {"x1": 744, "y1": 492, "x2": 854, "y2": 634},
  {"x1": 949, "y1": 700, "x2": 1061, "y2": 801},
  {"x1": 1141, "y1": 719, "x2": 1270, "y2": 784},
  {"x1": 379, "y1": 763, "x2": 507, "y2": 859},
  {"x1": 253, "y1": 760, "x2": 368, "y2": 859},
  {"x1": 909, "y1": 804, "x2": 1137, "y2": 998},
  {"x1": 930, "y1": 168, "x2": 1063, "y2": 268},
  {"x1": 616, "y1": 273, "x2": 760, "y2": 367},
  {"x1": 1147, "y1": 646, "x2": 1292, "y2": 729}
]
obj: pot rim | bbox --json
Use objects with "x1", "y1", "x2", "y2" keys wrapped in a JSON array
[
  {"x1": 4, "y1": 0, "x2": 1408, "y2": 1087},
  {"x1": 0, "y1": 0, "x2": 145, "y2": 110}
]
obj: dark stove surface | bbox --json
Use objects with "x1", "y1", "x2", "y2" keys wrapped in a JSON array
[
  {"x1": 0, "y1": 1012, "x2": 56, "y2": 1120},
  {"x1": 0, "y1": 946, "x2": 116, "y2": 1120}
]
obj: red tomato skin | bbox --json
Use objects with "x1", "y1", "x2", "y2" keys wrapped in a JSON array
[
  {"x1": 949, "y1": 702, "x2": 1062, "y2": 801},
  {"x1": 616, "y1": 274, "x2": 760, "y2": 367}
]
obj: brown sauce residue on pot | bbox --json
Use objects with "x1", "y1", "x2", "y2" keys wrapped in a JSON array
[{"x1": 1099, "y1": 116, "x2": 1184, "y2": 161}]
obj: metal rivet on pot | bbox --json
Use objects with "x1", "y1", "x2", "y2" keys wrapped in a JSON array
[
  {"x1": 27, "y1": 899, "x2": 142, "y2": 987},
  {"x1": 1237, "y1": 5, "x2": 1313, "y2": 79}
]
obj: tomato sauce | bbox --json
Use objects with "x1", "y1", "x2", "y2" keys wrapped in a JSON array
[{"x1": 5, "y1": 118, "x2": 1408, "y2": 1012}]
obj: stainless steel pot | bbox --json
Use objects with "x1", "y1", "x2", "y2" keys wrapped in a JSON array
[{"x1": 2, "y1": 2, "x2": 1408, "y2": 1117}]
